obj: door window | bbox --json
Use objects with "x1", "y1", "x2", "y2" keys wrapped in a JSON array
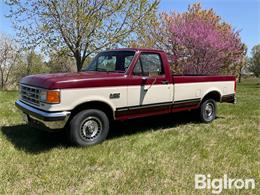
[{"x1": 133, "y1": 53, "x2": 164, "y2": 76}]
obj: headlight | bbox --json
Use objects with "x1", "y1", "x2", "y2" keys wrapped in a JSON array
[
  {"x1": 40, "y1": 90, "x2": 60, "y2": 104},
  {"x1": 40, "y1": 90, "x2": 47, "y2": 102}
]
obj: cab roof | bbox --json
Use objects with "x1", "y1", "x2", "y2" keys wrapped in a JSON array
[{"x1": 109, "y1": 48, "x2": 164, "y2": 53}]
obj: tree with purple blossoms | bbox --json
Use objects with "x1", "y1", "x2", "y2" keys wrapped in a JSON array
[
  {"x1": 168, "y1": 3, "x2": 246, "y2": 75},
  {"x1": 137, "y1": 3, "x2": 246, "y2": 75}
]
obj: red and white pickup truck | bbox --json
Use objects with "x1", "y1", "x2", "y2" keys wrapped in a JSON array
[{"x1": 16, "y1": 48, "x2": 236, "y2": 146}]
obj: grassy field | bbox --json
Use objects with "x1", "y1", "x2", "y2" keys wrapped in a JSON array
[{"x1": 0, "y1": 78, "x2": 259, "y2": 194}]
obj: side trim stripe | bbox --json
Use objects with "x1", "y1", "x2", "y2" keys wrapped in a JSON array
[
  {"x1": 116, "y1": 98, "x2": 201, "y2": 113},
  {"x1": 115, "y1": 98, "x2": 203, "y2": 119},
  {"x1": 174, "y1": 98, "x2": 201, "y2": 104},
  {"x1": 116, "y1": 101, "x2": 173, "y2": 112},
  {"x1": 173, "y1": 98, "x2": 201, "y2": 108}
]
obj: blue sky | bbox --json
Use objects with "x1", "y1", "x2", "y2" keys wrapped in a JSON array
[
  {"x1": 160, "y1": 0, "x2": 260, "y2": 54},
  {"x1": 0, "y1": 0, "x2": 259, "y2": 55}
]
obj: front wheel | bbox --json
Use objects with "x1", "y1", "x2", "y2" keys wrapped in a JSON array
[
  {"x1": 68, "y1": 109, "x2": 110, "y2": 147},
  {"x1": 199, "y1": 99, "x2": 216, "y2": 123}
]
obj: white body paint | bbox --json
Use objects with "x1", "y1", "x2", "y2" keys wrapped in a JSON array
[
  {"x1": 173, "y1": 81, "x2": 235, "y2": 101},
  {"x1": 24, "y1": 81, "x2": 235, "y2": 118}
]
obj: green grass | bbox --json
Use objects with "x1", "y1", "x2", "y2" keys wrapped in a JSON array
[{"x1": 0, "y1": 78, "x2": 259, "y2": 194}]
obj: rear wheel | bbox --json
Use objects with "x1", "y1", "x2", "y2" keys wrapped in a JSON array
[
  {"x1": 199, "y1": 99, "x2": 216, "y2": 123},
  {"x1": 68, "y1": 109, "x2": 110, "y2": 146}
]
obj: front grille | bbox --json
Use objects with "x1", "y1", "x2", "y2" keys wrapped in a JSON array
[{"x1": 20, "y1": 84, "x2": 41, "y2": 106}]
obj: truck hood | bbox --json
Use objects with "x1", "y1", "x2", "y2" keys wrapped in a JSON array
[{"x1": 20, "y1": 72, "x2": 127, "y2": 89}]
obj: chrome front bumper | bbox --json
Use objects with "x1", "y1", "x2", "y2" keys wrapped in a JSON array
[{"x1": 15, "y1": 100, "x2": 71, "y2": 130}]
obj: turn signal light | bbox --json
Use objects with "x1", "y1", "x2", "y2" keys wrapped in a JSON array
[{"x1": 46, "y1": 91, "x2": 60, "y2": 104}]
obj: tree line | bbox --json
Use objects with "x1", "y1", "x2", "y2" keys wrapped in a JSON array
[
  {"x1": 1, "y1": 1, "x2": 259, "y2": 90},
  {"x1": 0, "y1": 34, "x2": 77, "y2": 89}
]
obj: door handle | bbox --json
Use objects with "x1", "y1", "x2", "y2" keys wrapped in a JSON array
[{"x1": 161, "y1": 80, "x2": 168, "y2": 84}]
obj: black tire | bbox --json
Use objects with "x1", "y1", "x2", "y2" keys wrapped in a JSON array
[
  {"x1": 68, "y1": 109, "x2": 110, "y2": 147},
  {"x1": 199, "y1": 99, "x2": 216, "y2": 123}
]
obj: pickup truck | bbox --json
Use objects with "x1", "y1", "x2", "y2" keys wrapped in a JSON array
[{"x1": 15, "y1": 48, "x2": 236, "y2": 146}]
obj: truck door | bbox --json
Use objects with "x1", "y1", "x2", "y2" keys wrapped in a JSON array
[{"x1": 127, "y1": 52, "x2": 173, "y2": 114}]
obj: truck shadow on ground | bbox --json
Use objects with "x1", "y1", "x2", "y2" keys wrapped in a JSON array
[
  {"x1": 1, "y1": 111, "x2": 222, "y2": 154},
  {"x1": 1, "y1": 124, "x2": 68, "y2": 153},
  {"x1": 108, "y1": 111, "x2": 201, "y2": 139}
]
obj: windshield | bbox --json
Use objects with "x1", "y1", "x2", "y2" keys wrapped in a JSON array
[{"x1": 85, "y1": 51, "x2": 135, "y2": 72}]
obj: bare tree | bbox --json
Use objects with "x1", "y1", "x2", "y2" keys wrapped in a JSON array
[
  {"x1": 249, "y1": 44, "x2": 260, "y2": 78},
  {"x1": 0, "y1": 34, "x2": 20, "y2": 90},
  {"x1": 47, "y1": 51, "x2": 77, "y2": 73},
  {"x1": 6, "y1": 0, "x2": 159, "y2": 71}
]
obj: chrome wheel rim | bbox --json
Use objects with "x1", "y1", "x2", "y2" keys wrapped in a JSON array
[
  {"x1": 205, "y1": 102, "x2": 214, "y2": 118},
  {"x1": 80, "y1": 116, "x2": 102, "y2": 140}
]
